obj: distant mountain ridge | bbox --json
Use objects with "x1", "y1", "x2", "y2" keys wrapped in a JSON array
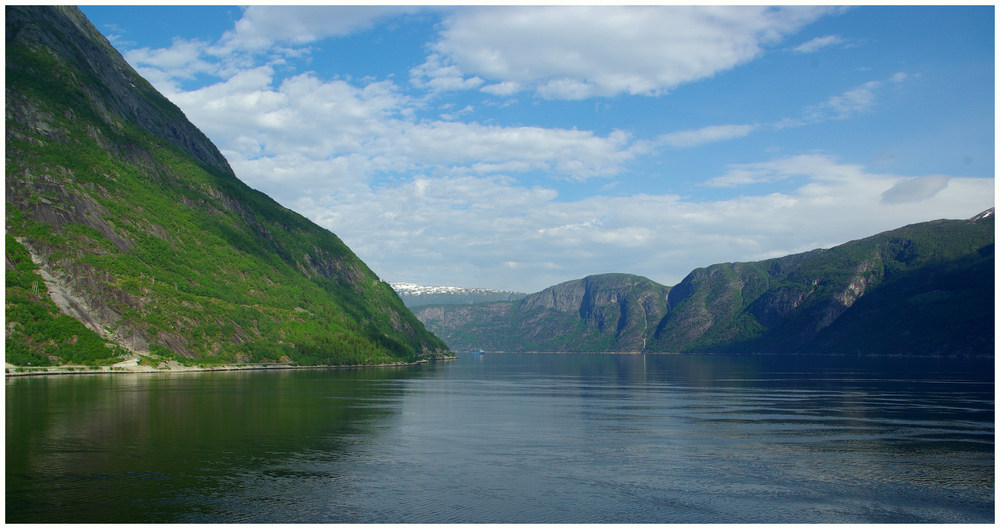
[
  {"x1": 390, "y1": 282, "x2": 527, "y2": 308},
  {"x1": 414, "y1": 211, "x2": 994, "y2": 357},
  {"x1": 5, "y1": 6, "x2": 449, "y2": 367}
]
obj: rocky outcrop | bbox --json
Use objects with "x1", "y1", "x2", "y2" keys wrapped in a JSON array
[{"x1": 415, "y1": 273, "x2": 670, "y2": 352}]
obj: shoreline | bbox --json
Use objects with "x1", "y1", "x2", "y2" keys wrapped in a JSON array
[{"x1": 5, "y1": 355, "x2": 455, "y2": 378}]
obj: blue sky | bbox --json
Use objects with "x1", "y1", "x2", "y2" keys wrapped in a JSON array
[{"x1": 80, "y1": 5, "x2": 995, "y2": 292}]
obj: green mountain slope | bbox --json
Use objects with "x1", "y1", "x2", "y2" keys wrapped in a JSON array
[
  {"x1": 416, "y1": 273, "x2": 670, "y2": 352},
  {"x1": 652, "y1": 211, "x2": 994, "y2": 355},
  {"x1": 5, "y1": 6, "x2": 449, "y2": 367},
  {"x1": 415, "y1": 212, "x2": 994, "y2": 356}
]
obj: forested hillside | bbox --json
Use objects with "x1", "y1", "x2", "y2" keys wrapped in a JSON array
[
  {"x1": 416, "y1": 211, "x2": 994, "y2": 357},
  {"x1": 6, "y1": 6, "x2": 449, "y2": 368}
]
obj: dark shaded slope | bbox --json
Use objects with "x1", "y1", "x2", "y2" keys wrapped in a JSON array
[
  {"x1": 5, "y1": 6, "x2": 449, "y2": 367},
  {"x1": 796, "y1": 241, "x2": 994, "y2": 356},
  {"x1": 657, "y1": 212, "x2": 994, "y2": 355},
  {"x1": 415, "y1": 212, "x2": 993, "y2": 357}
]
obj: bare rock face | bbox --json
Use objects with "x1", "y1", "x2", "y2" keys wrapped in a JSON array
[{"x1": 415, "y1": 273, "x2": 671, "y2": 352}]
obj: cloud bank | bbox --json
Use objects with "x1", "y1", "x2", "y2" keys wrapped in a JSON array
[
  {"x1": 293, "y1": 154, "x2": 992, "y2": 291},
  {"x1": 414, "y1": 6, "x2": 833, "y2": 99},
  {"x1": 109, "y1": 6, "x2": 993, "y2": 291}
]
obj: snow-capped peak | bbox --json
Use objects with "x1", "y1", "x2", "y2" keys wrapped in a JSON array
[
  {"x1": 389, "y1": 282, "x2": 519, "y2": 296},
  {"x1": 971, "y1": 208, "x2": 994, "y2": 221}
]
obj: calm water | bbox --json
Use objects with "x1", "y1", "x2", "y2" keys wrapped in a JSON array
[{"x1": 5, "y1": 353, "x2": 994, "y2": 523}]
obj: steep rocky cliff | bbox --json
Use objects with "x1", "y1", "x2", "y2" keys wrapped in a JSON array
[
  {"x1": 6, "y1": 6, "x2": 449, "y2": 367},
  {"x1": 417, "y1": 273, "x2": 670, "y2": 352},
  {"x1": 415, "y1": 211, "x2": 994, "y2": 356}
]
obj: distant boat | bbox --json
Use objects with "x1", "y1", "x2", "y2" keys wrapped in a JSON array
[{"x1": 468, "y1": 349, "x2": 485, "y2": 355}]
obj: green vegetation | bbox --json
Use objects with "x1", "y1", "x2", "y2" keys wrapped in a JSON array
[
  {"x1": 5, "y1": 235, "x2": 123, "y2": 366},
  {"x1": 416, "y1": 214, "x2": 994, "y2": 357},
  {"x1": 6, "y1": 6, "x2": 449, "y2": 368},
  {"x1": 417, "y1": 273, "x2": 671, "y2": 352}
]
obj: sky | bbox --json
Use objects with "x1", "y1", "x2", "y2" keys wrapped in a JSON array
[{"x1": 79, "y1": 4, "x2": 995, "y2": 293}]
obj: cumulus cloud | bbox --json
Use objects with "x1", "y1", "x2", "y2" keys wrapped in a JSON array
[
  {"x1": 124, "y1": 38, "x2": 219, "y2": 92},
  {"x1": 412, "y1": 6, "x2": 833, "y2": 99},
  {"x1": 217, "y1": 6, "x2": 414, "y2": 52},
  {"x1": 125, "y1": 7, "x2": 419, "y2": 93},
  {"x1": 409, "y1": 53, "x2": 485, "y2": 92},
  {"x1": 126, "y1": 38, "x2": 210, "y2": 74},
  {"x1": 108, "y1": 6, "x2": 991, "y2": 292},
  {"x1": 159, "y1": 62, "x2": 646, "y2": 213},
  {"x1": 480, "y1": 81, "x2": 523, "y2": 96},
  {"x1": 295, "y1": 155, "x2": 992, "y2": 291},
  {"x1": 381, "y1": 123, "x2": 642, "y2": 180}
]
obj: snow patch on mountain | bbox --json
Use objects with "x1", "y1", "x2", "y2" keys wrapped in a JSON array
[
  {"x1": 389, "y1": 282, "x2": 528, "y2": 308},
  {"x1": 390, "y1": 282, "x2": 523, "y2": 296}
]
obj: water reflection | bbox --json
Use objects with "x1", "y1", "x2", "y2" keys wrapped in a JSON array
[
  {"x1": 6, "y1": 367, "x2": 421, "y2": 523},
  {"x1": 6, "y1": 355, "x2": 994, "y2": 523}
]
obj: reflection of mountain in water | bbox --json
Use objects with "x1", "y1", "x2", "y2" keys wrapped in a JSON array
[{"x1": 5, "y1": 367, "x2": 424, "y2": 523}]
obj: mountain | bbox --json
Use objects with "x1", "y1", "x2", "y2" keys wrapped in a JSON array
[
  {"x1": 5, "y1": 6, "x2": 450, "y2": 368},
  {"x1": 389, "y1": 282, "x2": 527, "y2": 308},
  {"x1": 414, "y1": 211, "x2": 994, "y2": 356},
  {"x1": 414, "y1": 274, "x2": 670, "y2": 352}
]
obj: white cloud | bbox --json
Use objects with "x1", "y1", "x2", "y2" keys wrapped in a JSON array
[
  {"x1": 126, "y1": 38, "x2": 210, "y2": 74},
  {"x1": 792, "y1": 34, "x2": 845, "y2": 53},
  {"x1": 706, "y1": 154, "x2": 870, "y2": 187},
  {"x1": 412, "y1": 6, "x2": 833, "y2": 99},
  {"x1": 157, "y1": 63, "x2": 646, "y2": 214},
  {"x1": 379, "y1": 123, "x2": 641, "y2": 181},
  {"x1": 409, "y1": 53, "x2": 485, "y2": 92},
  {"x1": 800, "y1": 80, "x2": 883, "y2": 123},
  {"x1": 124, "y1": 38, "x2": 218, "y2": 92},
  {"x1": 660, "y1": 124, "x2": 758, "y2": 148},
  {"x1": 109, "y1": 6, "x2": 991, "y2": 293},
  {"x1": 480, "y1": 81, "x2": 523, "y2": 96},
  {"x1": 439, "y1": 104, "x2": 474, "y2": 121},
  {"x1": 660, "y1": 72, "x2": 914, "y2": 150},
  {"x1": 217, "y1": 6, "x2": 413, "y2": 52},
  {"x1": 285, "y1": 154, "x2": 992, "y2": 292},
  {"x1": 823, "y1": 81, "x2": 880, "y2": 116},
  {"x1": 125, "y1": 7, "x2": 420, "y2": 93},
  {"x1": 773, "y1": 72, "x2": 909, "y2": 129}
]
